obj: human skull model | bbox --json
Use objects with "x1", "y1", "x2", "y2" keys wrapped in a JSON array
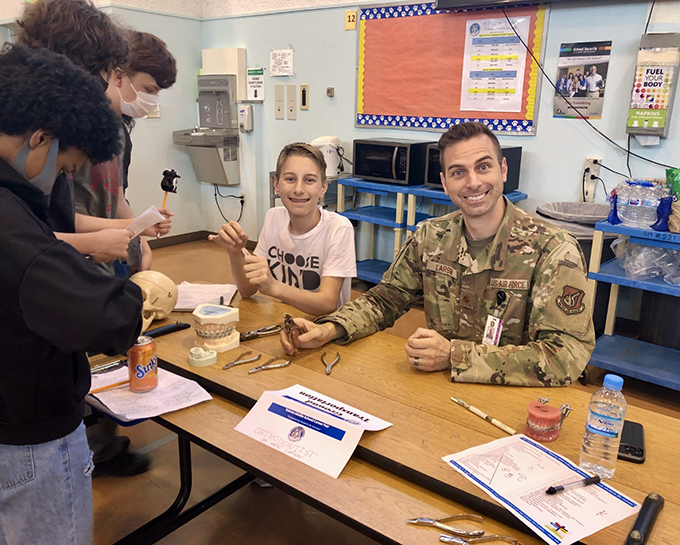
[{"x1": 130, "y1": 271, "x2": 178, "y2": 332}]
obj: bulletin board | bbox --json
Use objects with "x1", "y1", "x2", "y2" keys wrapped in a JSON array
[{"x1": 356, "y1": 2, "x2": 548, "y2": 134}]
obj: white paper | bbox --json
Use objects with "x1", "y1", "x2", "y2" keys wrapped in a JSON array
[
  {"x1": 88, "y1": 368, "x2": 212, "y2": 422},
  {"x1": 443, "y1": 435, "x2": 639, "y2": 545},
  {"x1": 270, "y1": 49, "x2": 294, "y2": 77},
  {"x1": 460, "y1": 17, "x2": 530, "y2": 112},
  {"x1": 174, "y1": 281, "x2": 238, "y2": 311},
  {"x1": 125, "y1": 205, "x2": 165, "y2": 237},
  {"x1": 235, "y1": 385, "x2": 391, "y2": 478},
  {"x1": 277, "y1": 385, "x2": 392, "y2": 431}
]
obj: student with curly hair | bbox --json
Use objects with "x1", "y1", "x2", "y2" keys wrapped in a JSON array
[{"x1": 0, "y1": 42, "x2": 143, "y2": 545}]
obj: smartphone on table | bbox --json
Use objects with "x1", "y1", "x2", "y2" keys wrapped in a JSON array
[{"x1": 618, "y1": 420, "x2": 645, "y2": 464}]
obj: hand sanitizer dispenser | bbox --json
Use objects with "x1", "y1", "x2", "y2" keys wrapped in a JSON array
[{"x1": 238, "y1": 105, "x2": 253, "y2": 133}]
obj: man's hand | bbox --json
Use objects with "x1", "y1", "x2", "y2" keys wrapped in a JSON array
[
  {"x1": 140, "y1": 208, "x2": 173, "y2": 238},
  {"x1": 91, "y1": 229, "x2": 134, "y2": 264},
  {"x1": 280, "y1": 318, "x2": 344, "y2": 356},
  {"x1": 208, "y1": 221, "x2": 248, "y2": 254},
  {"x1": 404, "y1": 328, "x2": 451, "y2": 372}
]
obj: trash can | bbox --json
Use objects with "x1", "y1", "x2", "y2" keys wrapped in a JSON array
[{"x1": 536, "y1": 202, "x2": 614, "y2": 337}]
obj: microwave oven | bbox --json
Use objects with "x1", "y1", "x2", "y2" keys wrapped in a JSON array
[
  {"x1": 424, "y1": 144, "x2": 522, "y2": 194},
  {"x1": 352, "y1": 138, "x2": 435, "y2": 185}
]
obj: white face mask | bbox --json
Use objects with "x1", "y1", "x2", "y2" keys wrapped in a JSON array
[{"x1": 118, "y1": 75, "x2": 159, "y2": 118}]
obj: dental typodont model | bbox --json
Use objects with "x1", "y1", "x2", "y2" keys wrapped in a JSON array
[{"x1": 191, "y1": 303, "x2": 240, "y2": 353}]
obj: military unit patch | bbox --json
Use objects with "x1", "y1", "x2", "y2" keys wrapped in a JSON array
[{"x1": 556, "y1": 285, "x2": 586, "y2": 315}]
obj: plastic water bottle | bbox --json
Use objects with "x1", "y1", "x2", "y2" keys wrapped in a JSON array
[
  {"x1": 580, "y1": 374, "x2": 627, "y2": 479},
  {"x1": 638, "y1": 181, "x2": 660, "y2": 227}
]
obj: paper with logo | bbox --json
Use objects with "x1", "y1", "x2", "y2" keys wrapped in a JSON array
[
  {"x1": 443, "y1": 435, "x2": 639, "y2": 545},
  {"x1": 235, "y1": 385, "x2": 391, "y2": 478},
  {"x1": 87, "y1": 367, "x2": 212, "y2": 422}
]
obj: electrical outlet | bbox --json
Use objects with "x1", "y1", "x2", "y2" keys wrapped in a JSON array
[
  {"x1": 582, "y1": 157, "x2": 601, "y2": 202},
  {"x1": 239, "y1": 193, "x2": 246, "y2": 206}
]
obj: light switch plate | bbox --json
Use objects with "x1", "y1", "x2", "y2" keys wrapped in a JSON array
[
  {"x1": 287, "y1": 84, "x2": 297, "y2": 120},
  {"x1": 275, "y1": 84, "x2": 284, "y2": 120},
  {"x1": 300, "y1": 84, "x2": 309, "y2": 110}
]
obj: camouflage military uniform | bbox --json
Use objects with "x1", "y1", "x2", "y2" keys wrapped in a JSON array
[{"x1": 318, "y1": 198, "x2": 595, "y2": 387}]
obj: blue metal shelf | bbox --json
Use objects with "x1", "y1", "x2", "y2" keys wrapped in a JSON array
[
  {"x1": 339, "y1": 206, "x2": 405, "y2": 228},
  {"x1": 589, "y1": 335, "x2": 680, "y2": 391},
  {"x1": 588, "y1": 258, "x2": 680, "y2": 297},
  {"x1": 595, "y1": 220, "x2": 680, "y2": 250},
  {"x1": 356, "y1": 259, "x2": 390, "y2": 284},
  {"x1": 337, "y1": 177, "x2": 420, "y2": 194}
]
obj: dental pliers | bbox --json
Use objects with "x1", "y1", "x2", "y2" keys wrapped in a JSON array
[
  {"x1": 439, "y1": 535, "x2": 521, "y2": 544},
  {"x1": 248, "y1": 357, "x2": 291, "y2": 374},
  {"x1": 240, "y1": 325, "x2": 283, "y2": 342},
  {"x1": 407, "y1": 515, "x2": 484, "y2": 538},
  {"x1": 222, "y1": 351, "x2": 261, "y2": 370},
  {"x1": 321, "y1": 352, "x2": 340, "y2": 375}
]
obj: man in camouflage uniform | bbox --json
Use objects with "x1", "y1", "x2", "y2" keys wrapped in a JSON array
[{"x1": 281, "y1": 122, "x2": 595, "y2": 387}]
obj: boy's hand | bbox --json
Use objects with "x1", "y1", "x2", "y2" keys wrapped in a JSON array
[
  {"x1": 91, "y1": 229, "x2": 134, "y2": 263},
  {"x1": 242, "y1": 255, "x2": 275, "y2": 293},
  {"x1": 139, "y1": 208, "x2": 173, "y2": 238},
  {"x1": 280, "y1": 318, "x2": 344, "y2": 355},
  {"x1": 208, "y1": 221, "x2": 248, "y2": 254}
]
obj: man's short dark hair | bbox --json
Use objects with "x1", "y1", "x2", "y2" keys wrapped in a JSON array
[
  {"x1": 16, "y1": 0, "x2": 128, "y2": 76},
  {"x1": 438, "y1": 122, "x2": 503, "y2": 171},
  {"x1": 0, "y1": 43, "x2": 122, "y2": 164},
  {"x1": 124, "y1": 31, "x2": 177, "y2": 89}
]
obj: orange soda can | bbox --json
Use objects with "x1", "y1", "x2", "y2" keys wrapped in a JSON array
[{"x1": 127, "y1": 336, "x2": 158, "y2": 392}]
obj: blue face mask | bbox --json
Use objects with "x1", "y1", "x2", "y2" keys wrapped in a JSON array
[{"x1": 10, "y1": 136, "x2": 60, "y2": 195}]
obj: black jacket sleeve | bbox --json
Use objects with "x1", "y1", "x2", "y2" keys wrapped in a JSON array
[{"x1": 19, "y1": 242, "x2": 143, "y2": 356}]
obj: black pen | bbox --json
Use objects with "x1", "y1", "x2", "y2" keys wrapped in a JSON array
[{"x1": 546, "y1": 475, "x2": 601, "y2": 495}]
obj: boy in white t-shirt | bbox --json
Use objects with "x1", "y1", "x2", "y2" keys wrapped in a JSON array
[{"x1": 210, "y1": 143, "x2": 356, "y2": 315}]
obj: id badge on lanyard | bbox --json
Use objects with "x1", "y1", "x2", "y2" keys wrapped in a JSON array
[{"x1": 482, "y1": 291, "x2": 507, "y2": 347}]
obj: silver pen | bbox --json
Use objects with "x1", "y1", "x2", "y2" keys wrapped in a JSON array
[{"x1": 450, "y1": 397, "x2": 517, "y2": 436}]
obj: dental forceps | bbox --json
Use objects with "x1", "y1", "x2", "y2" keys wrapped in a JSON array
[
  {"x1": 439, "y1": 535, "x2": 521, "y2": 544},
  {"x1": 321, "y1": 352, "x2": 340, "y2": 375},
  {"x1": 407, "y1": 515, "x2": 484, "y2": 538},
  {"x1": 248, "y1": 357, "x2": 291, "y2": 374},
  {"x1": 240, "y1": 324, "x2": 283, "y2": 342},
  {"x1": 222, "y1": 351, "x2": 261, "y2": 370}
]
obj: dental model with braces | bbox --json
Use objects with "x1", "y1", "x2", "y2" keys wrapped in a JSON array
[{"x1": 192, "y1": 303, "x2": 240, "y2": 353}]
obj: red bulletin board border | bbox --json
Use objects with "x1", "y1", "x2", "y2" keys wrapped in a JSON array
[{"x1": 356, "y1": 2, "x2": 547, "y2": 133}]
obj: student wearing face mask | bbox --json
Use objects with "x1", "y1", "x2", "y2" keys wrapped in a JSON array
[{"x1": 72, "y1": 30, "x2": 177, "y2": 275}]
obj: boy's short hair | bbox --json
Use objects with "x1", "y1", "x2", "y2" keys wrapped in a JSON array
[
  {"x1": 16, "y1": 0, "x2": 128, "y2": 76},
  {"x1": 124, "y1": 31, "x2": 177, "y2": 89},
  {"x1": 275, "y1": 143, "x2": 327, "y2": 182},
  {"x1": 0, "y1": 43, "x2": 122, "y2": 164},
  {"x1": 438, "y1": 122, "x2": 503, "y2": 171}
]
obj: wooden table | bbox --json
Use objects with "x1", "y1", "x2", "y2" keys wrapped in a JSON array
[{"x1": 150, "y1": 295, "x2": 678, "y2": 545}]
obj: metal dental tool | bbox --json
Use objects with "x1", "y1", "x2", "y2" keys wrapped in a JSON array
[
  {"x1": 239, "y1": 324, "x2": 283, "y2": 342},
  {"x1": 406, "y1": 515, "x2": 484, "y2": 537},
  {"x1": 248, "y1": 357, "x2": 291, "y2": 374},
  {"x1": 439, "y1": 535, "x2": 521, "y2": 544},
  {"x1": 222, "y1": 351, "x2": 261, "y2": 370},
  {"x1": 321, "y1": 352, "x2": 340, "y2": 375}
]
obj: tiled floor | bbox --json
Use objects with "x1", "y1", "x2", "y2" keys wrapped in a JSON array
[{"x1": 92, "y1": 240, "x2": 680, "y2": 544}]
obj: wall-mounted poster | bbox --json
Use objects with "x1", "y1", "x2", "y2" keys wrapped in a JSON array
[{"x1": 553, "y1": 41, "x2": 612, "y2": 119}]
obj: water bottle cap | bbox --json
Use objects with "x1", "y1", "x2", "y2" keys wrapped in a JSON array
[{"x1": 603, "y1": 374, "x2": 624, "y2": 391}]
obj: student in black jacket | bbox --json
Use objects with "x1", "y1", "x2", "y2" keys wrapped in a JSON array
[{"x1": 0, "y1": 43, "x2": 143, "y2": 545}]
